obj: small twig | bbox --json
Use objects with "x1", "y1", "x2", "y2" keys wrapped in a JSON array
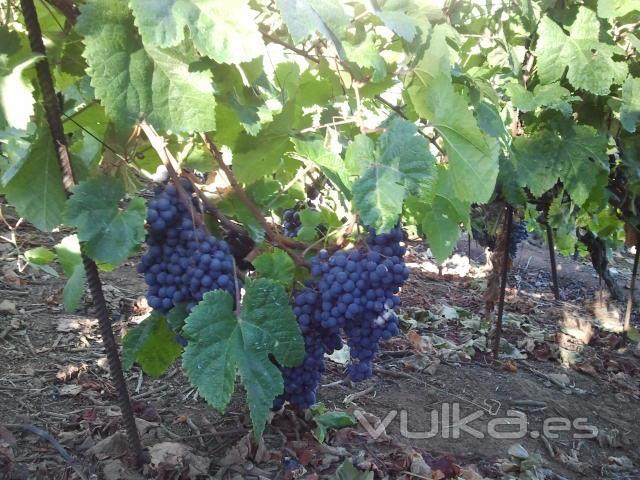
[
  {"x1": 6, "y1": 423, "x2": 91, "y2": 480},
  {"x1": 261, "y1": 30, "x2": 320, "y2": 64}
]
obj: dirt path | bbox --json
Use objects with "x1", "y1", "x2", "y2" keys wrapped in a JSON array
[{"x1": 0, "y1": 221, "x2": 638, "y2": 479}]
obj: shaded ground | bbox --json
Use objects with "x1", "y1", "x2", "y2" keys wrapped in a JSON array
[{"x1": 0, "y1": 216, "x2": 639, "y2": 479}]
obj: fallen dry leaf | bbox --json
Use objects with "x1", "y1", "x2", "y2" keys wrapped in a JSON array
[{"x1": 0, "y1": 300, "x2": 16, "y2": 315}]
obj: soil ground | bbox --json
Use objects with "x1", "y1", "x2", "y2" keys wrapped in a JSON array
[{"x1": 0, "y1": 216, "x2": 639, "y2": 479}]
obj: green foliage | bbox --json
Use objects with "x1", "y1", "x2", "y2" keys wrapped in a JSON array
[
  {"x1": 54, "y1": 235, "x2": 85, "y2": 312},
  {"x1": 182, "y1": 279, "x2": 304, "y2": 437},
  {"x1": 129, "y1": 0, "x2": 264, "y2": 64},
  {"x1": 311, "y1": 409, "x2": 356, "y2": 443},
  {"x1": 3, "y1": 127, "x2": 67, "y2": 232},
  {"x1": 253, "y1": 250, "x2": 295, "y2": 287},
  {"x1": 621, "y1": 76, "x2": 640, "y2": 133},
  {"x1": 77, "y1": 0, "x2": 217, "y2": 132},
  {"x1": 24, "y1": 247, "x2": 56, "y2": 265},
  {"x1": 122, "y1": 312, "x2": 183, "y2": 377},
  {"x1": 534, "y1": 7, "x2": 627, "y2": 95},
  {"x1": 64, "y1": 176, "x2": 146, "y2": 265},
  {"x1": 331, "y1": 460, "x2": 374, "y2": 480}
]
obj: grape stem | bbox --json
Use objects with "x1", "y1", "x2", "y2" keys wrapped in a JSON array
[{"x1": 200, "y1": 133, "x2": 309, "y2": 267}]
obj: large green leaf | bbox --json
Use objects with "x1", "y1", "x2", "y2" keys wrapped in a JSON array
[
  {"x1": 534, "y1": 8, "x2": 627, "y2": 95},
  {"x1": 292, "y1": 138, "x2": 351, "y2": 197},
  {"x1": 353, "y1": 164, "x2": 405, "y2": 232},
  {"x1": 130, "y1": 0, "x2": 263, "y2": 64},
  {"x1": 253, "y1": 250, "x2": 295, "y2": 287},
  {"x1": 343, "y1": 34, "x2": 387, "y2": 82},
  {"x1": 64, "y1": 176, "x2": 146, "y2": 265},
  {"x1": 0, "y1": 53, "x2": 41, "y2": 131},
  {"x1": 506, "y1": 82, "x2": 579, "y2": 116},
  {"x1": 620, "y1": 76, "x2": 640, "y2": 133},
  {"x1": 275, "y1": 0, "x2": 349, "y2": 44},
  {"x1": 122, "y1": 312, "x2": 182, "y2": 377},
  {"x1": 344, "y1": 134, "x2": 375, "y2": 177},
  {"x1": 77, "y1": 0, "x2": 216, "y2": 132},
  {"x1": 511, "y1": 125, "x2": 608, "y2": 205},
  {"x1": 24, "y1": 247, "x2": 56, "y2": 265},
  {"x1": 4, "y1": 127, "x2": 67, "y2": 232},
  {"x1": 55, "y1": 235, "x2": 86, "y2": 312},
  {"x1": 312, "y1": 411, "x2": 356, "y2": 443},
  {"x1": 421, "y1": 195, "x2": 463, "y2": 264},
  {"x1": 231, "y1": 103, "x2": 300, "y2": 185},
  {"x1": 182, "y1": 279, "x2": 304, "y2": 437},
  {"x1": 597, "y1": 0, "x2": 640, "y2": 18},
  {"x1": 378, "y1": 118, "x2": 436, "y2": 192},
  {"x1": 408, "y1": 27, "x2": 498, "y2": 203}
]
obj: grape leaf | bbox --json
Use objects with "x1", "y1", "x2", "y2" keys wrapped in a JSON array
[
  {"x1": 312, "y1": 411, "x2": 356, "y2": 443},
  {"x1": 253, "y1": 250, "x2": 295, "y2": 287},
  {"x1": 0, "y1": 53, "x2": 42, "y2": 131},
  {"x1": 296, "y1": 208, "x2": 322, "y2": 242},
  {"x1": 130, "y1": 0, "x2": 263, "y2": 64},
  {"x1": 506, "y1": 82, "x2": 579, "y2": 116},
  {"x1": 54, "y1": 235, "x2": 86, "y2": 312},
  {"x1": 77, "y1": 0, "x2": 217, "y2": 132},
  {"x1": 343, "y1": 34, "x2": 387, "y2": 82},
  {"x1": 597, "y1": 0, "x2": 640, "y2": 18},
  {"x1": 620, "y1": 76, "x2": 640, "y2": 133},
  {"x1": 512, "y1": 125, "x2": 608, "y2": 205},
  {"x1": 331, "y1": 460, "x2": 374, "y2": 480},
  {"x1": 4, "y1": 127, "x2": 67, "y2": 232},
  {"x1": 292, "y1": 138, "x2": 351, "y2": 197},
  {"x1": 378, "y1": 118, "x2": 436, "y2": 192},
  {"x1": 275, "y1": 0, "x2": 349, "y2": 45},
  {"x1": 408, "y1": 27, "x2": 498, "y2": 203},
  {"x1": 64, "y1": 176, "x2": 146, "y2": 265},
  {"x1": 345, "y1": 134, "x2": 375, "y2": 177},
  {"x1": 353, "y1": 164, "x2": 405, "y2": 232},
  {"x1": 122, "y1": 312, "x2": 182, "y2": 377},
  {"x1": 24, "y1": 247, "x2": 56, "y2": 265},
  {"x1": 421, "y1": 195, "x2": 463, "y2": 264},
  {"x1": 377, "y1": 10, "x2": 418, "y2": 42},
  {"x1": 232, "y1": 103, "x2": 300, "y2": 185},
  {"x1": 182, "y1": 279, "x2": 304, "y2": 438},
  {"x1": 534, "y1": 8, "x2": 627, "y2": 95}
]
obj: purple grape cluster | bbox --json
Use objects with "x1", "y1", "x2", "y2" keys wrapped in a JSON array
[
  {"x1": 277, "y1": 226, "x2": 409, "y2": 408},
  {"x1": 137, "y1": 181, "x2": 236, "y2": 312},
  {"x1": 283, "y1": 208, "x2": 301, "y2": 238}
]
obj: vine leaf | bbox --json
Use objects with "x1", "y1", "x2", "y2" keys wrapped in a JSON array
[
  {"x1": 345, "y1": 133, "x2": 375, "y2": 177},
  {"x1": 55, "y1": 235, "x2": 86, "y2": 312},
  {"x1": 122, "y1": 312, "x2": 183, "y2": 377},
  {"x1": 378, "y1": 118, "x2": 436, "y2": 192},
  {"x1": 24, "y1": 247, "x2": 56, "y2": 265},
  {"x1": 64, "y1": 176, "x2": 146, "y2": 265},
  {"x1": 3, "y1": 127, "x2": 66, "y2": 232},
  {"x1": 597, "y1": 0, "x2": 640, "y2": 18},
  {"x1": 0, "y1": 51, "x2": 42, "y2": 131},
  {"x1": 275, "y1": 0, "x2": 349, "y2": 48},
  {"x1": 343, "y1": 34, "x2": 387, "y2": 82},
  {"x1": 182, "y1": 279, "x2": 304, "y2": 438},
  {"x1": 421, "y1": 195, "x2": 463, "y2": 264},
  {"x1": 353, "y1": 164, "x2": 404, "y2": 232},
  {"x1": 77, "y1": 0, "x2": 217, "y2": 132},
  {"x1": 408, "y1": 26, "x2": 499, "y2": 204},
  {"x1": 506, "y1": 82, "x2": 579, "y2": 116},
  {"x1": 534, "y1": 7, "x2": 627, "y2": 95},
  {"x1": 512, "y1": 125, "x2": 608, "y2": 206},
  {"x1": 293, "y1": 138, "x2": 351, "y2": 198},
  {"x1": 620, "y1": 76, "x2": 640, "y2": 133},
  {"x1": 130, "y1": 0, "x2": 264, "y2": 64},
  {"x1": 331, "y1": 460, "x2": 374, "y2": 480},
  {"x1": 312, "y1": 411, "x2": 356, "y2": 443},
  {"x1": 253, "y1": 250, "x2": 295, "y2": 287}
]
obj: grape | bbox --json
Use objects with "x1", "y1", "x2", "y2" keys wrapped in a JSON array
[
  {"x1": 138, "y1": 182, "x2": 236, "y2": 313},
  {"x1": 276, "y1": 225, "x2": 409, "y2": 409},
  {"x1": 508, "y1": 220, "x2": 528, "y2": 258},
  {"x1": 283, "y1": 209, "x2": 301, "y2": 238}
]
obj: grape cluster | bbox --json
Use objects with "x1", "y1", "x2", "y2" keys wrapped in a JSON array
[
  {"x1": 283, "y1": 209, "x2": 301, "y2": 238},
  {"x1": 277, "y1": 226, "x2": 409, "y2": 408},
  {"x1": 137, "y1": 181, "x2": 236, "y2": 312},
  {"x1": 508, "y1": 220, "x2": 528, "y2": 258}
]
